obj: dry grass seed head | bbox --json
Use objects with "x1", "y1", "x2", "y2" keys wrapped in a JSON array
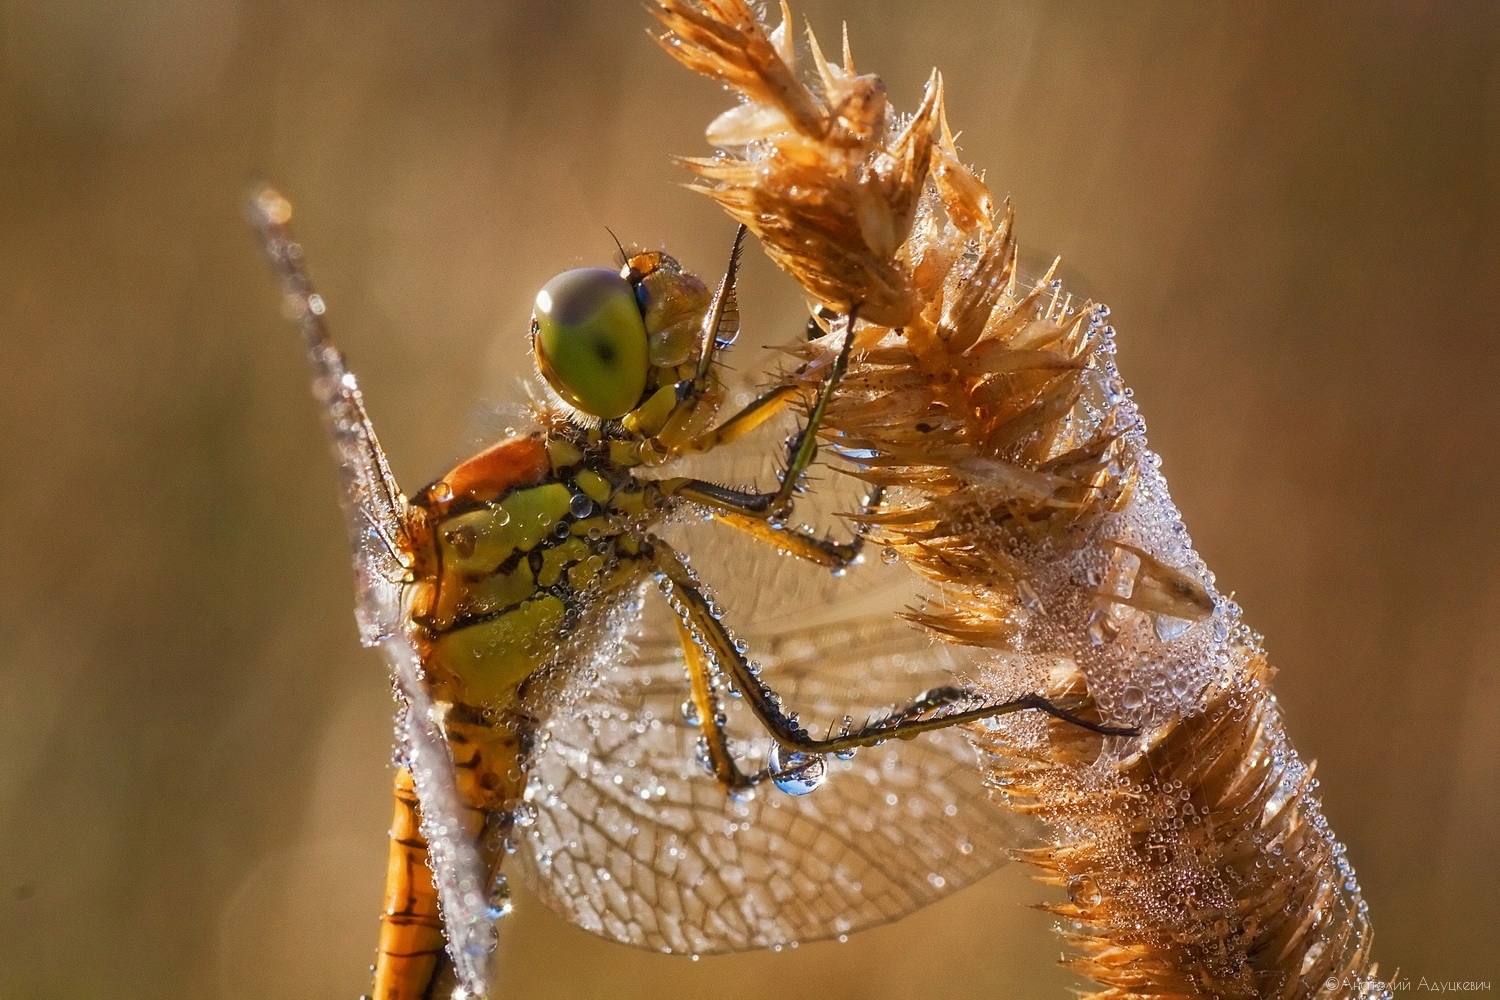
[{"x1": 654, "y1": 2, "x2": 1386, "y2": 997}]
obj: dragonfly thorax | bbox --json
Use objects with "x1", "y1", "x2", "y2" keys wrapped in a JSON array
[{"x1": 406, "y1": 429, "x2": 666, "y2": 709}]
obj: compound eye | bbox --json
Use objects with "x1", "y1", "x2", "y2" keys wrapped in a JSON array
[{"x1": 532, "y1": 268, "x2": 649, "y2": 419}]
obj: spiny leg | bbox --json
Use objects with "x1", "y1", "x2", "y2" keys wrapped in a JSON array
[
  {"x1": 650, "y1": 537, "x2": 1138, "y2": 767},
  {"x1": 709, "y1": 485, "x2": 884, "y2": 570},
  {"x1": 674, "y1": 307, "x2": 847, "y2": 456},
  {"x1": 675, "y1": 298, "x2": 845, "y2": 457},
  {"x1": 654, "y1": 224, "x2": 797, "y2": 456},
  {"x1": 671, "y1": 616, "x2": 768, "y2": 793},
  {"x1": 692, "y1": 224, "x2": 748, "y2": 384},
  {"x1": 678, "y1": 382, "x2": 803, "y2": 455},
  {"x1": 654, "y1": 310, "x2": 882, "y2": 572},
  {"x1": 656, "y1": 307, "x2": 860, "y2": 519},
  {"x1": 772, "y1": 305, "x2": 860, "y2": 512}
]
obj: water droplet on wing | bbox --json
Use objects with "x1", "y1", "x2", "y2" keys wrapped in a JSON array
[{"x1": 485, "y1": 874, "x2": 514, "y2": 920}]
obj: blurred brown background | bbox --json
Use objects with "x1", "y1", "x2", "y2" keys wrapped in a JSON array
[{"x1": 1, "y1": 1, "x2": 1496, "y2": 997}]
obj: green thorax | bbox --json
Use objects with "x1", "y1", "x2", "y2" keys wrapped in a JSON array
[{"x1": 409, "y1": 429, "x2": 661, "y2": 707}]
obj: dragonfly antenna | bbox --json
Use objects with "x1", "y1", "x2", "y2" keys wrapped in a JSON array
[{"x1": 604, "y1": 226, "x2": 629, "y2": 268}]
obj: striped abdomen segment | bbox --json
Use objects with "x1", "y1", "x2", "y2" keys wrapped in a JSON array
[
  {"x1": 372, "y1": 713, "x2": 531, "y2": 1000},
  {"x1": 372, "y1": 767, "x2": 447, "y2": 1000}
]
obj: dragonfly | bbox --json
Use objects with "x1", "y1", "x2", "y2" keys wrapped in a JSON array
[{"x1": 247, "y1": 183, "x2": 1136, "y2": 1000}]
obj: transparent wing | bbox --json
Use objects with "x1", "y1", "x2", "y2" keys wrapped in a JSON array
[
  {"x1": 247, "y1": 184, "x2": 409, "y2": 646},
  {"x1": 516, "y1": 597, "x2": 1034, "y2": 954},
  {"x1": 249, "y1": 185, "x2": 495, "y2": 997}
]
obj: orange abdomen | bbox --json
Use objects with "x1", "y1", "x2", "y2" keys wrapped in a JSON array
[
  {"x1": 371, "y1": 768, "x2": 446, "y2": 1000},
  {"x1": 371, "y1": 715, "x2": 532, "y2": 1000}
]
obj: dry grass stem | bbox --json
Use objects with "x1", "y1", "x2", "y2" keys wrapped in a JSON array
[{"x1": 653, "y1": 1, "x2": 1390, "y2": 996}]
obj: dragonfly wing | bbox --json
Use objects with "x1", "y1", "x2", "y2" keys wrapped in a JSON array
[
  {"x1": 516, "y1": 601, "x2": 1032, "y2": 954},
  {"x1": 247, "y1": 184, "x2": 410, "y2": 646},
  {"x1": 250, "y1": 186, "x2": 495, "y2": 996}
]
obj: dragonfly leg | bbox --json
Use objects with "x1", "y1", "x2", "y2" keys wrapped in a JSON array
[
  {"x1": 650, "y1": 537, "x2": 1139, "y2": 763},
  {"x1": 656, "y1": 307, "x2": 860, "y2": 519},
  {"x1": 677, "y1": 382, "x2": 803, "y2": 454},
  {"x1": 675, "y1": 305, "x2": 846, "y2": 457},
  {"x1": 772, "y1": 306, "x2": 859, "y2": 511},
  {"x1": 706, "y1": 485, "x2": 884, "y2": 570},
  {"x1": 670, "y1": 615, "x2": 769, "y2": 793}
]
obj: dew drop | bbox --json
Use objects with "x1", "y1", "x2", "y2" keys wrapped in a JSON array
[
  {"x1": 680, "y1": 699, "x2": 702, "y2": 727},
  {"x1": 767, "y1": 742, "x2": 827, "y2": 795},
  {"x1": 1121, "y1": 685, "x2": 1146, "y2": 710},
  {"x1": 1016, "y1": 578, "x2": 1045, "y2": 614},
  {"x1": 462, "y1": 917, "x2": 499, "y2": 956},
  {"x1": 485, "y1": 874, "x2": 514, "y2": 920},
  {"x1": 1153, "y1": 613, "x2": 1191, "y2": 641},
  {"x1": 1067, "y1": 874, "x2": 1102, "y2": 908},
  {"x1": 569, "y1": 493, "x2": 594, "y2": 518},
  {"x1": 444, "y1": 527, "x2": 477, "y2": 559},
  {"x1": 881, "y1": 547, "x2": 899, "y2": 565}
]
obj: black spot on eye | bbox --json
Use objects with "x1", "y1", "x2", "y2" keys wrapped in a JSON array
[
  {"x1": 594, "y1": 339, "x2": 617, "y2": 364},
  {"x1": 915, "y1": 422, "x2": 933, "y2": 433}
]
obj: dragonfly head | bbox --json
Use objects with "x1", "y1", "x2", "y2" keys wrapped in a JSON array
[{"x1": 531, "y1": 247, "x2": 729, "y2": 437}]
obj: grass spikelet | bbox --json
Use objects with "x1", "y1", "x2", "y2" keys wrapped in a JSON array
[{"x1": 653, "y1": 1, "x2": 1391, "y2": 996}]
